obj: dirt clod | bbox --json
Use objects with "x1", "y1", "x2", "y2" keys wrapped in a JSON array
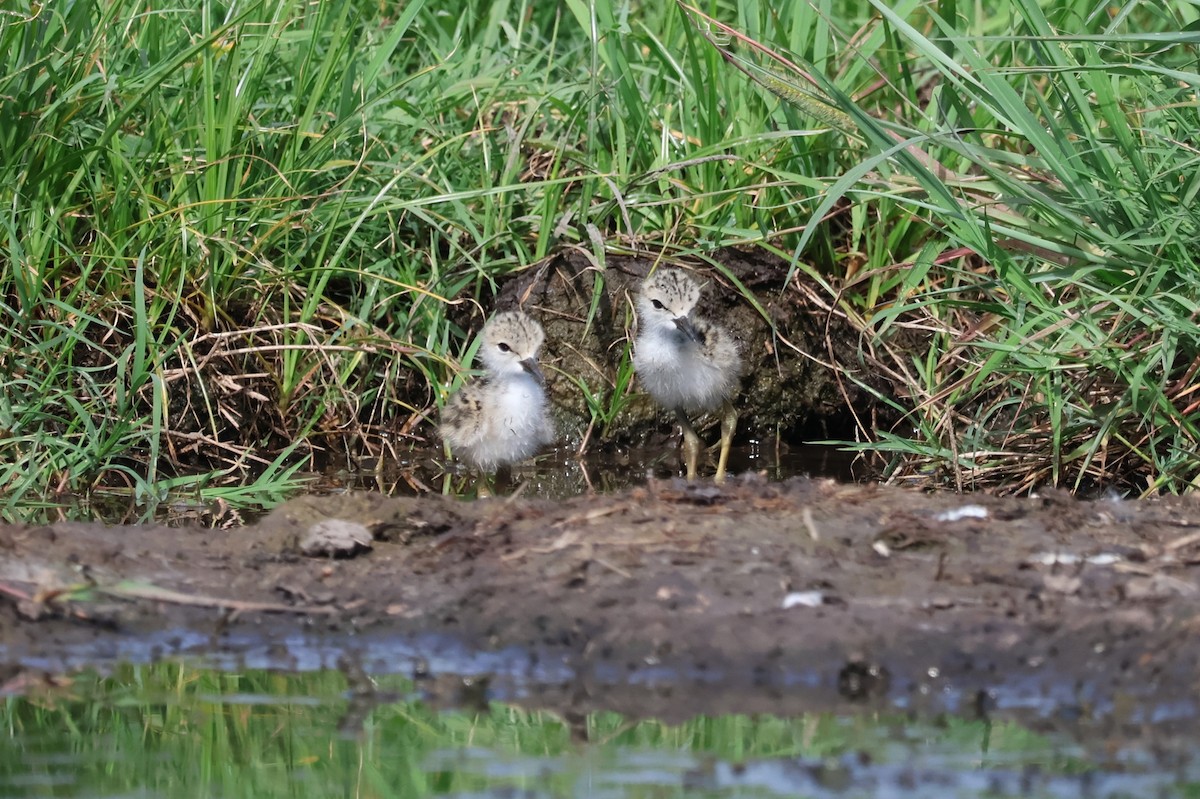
[{"x1": 300, "y1": 520, "x2": 373, "y2": 558}]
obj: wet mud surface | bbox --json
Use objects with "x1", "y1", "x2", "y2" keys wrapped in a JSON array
[{"x1": 4, "y1": 478, "x2": 1200, "y2": 754}]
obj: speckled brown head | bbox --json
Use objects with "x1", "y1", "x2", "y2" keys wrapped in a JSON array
[{"x1": 478, "y1": 310, "x2": 546, "y2": 383}]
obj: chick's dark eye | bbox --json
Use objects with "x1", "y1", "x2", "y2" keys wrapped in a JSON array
[
  {"x1": 497, "y1": 342, "x2": 512, "y2": 353},
  {"x1": 651, "y1": 299, "x2": 665, "y2": 310}
]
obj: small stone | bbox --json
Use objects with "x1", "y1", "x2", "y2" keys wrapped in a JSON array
[{"x1": 300, "y1": 519, "x2": 373, "y2": 558}]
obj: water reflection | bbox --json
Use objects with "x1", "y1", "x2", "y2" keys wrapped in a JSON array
[
  {"x1": 340, "y1": 442, "x2": 866, "y2": 501},
  {"x1": 3, "y1": 664, "x2": 1188, "y2": 799}
]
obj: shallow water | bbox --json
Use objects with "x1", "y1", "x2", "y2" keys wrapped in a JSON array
[
  {"x1": 3, "y1": 624, "x2": 1198, "y2": 797},
  {"x1": 1, "y1": 443, "x2": 862, "y2": 527},
  {"x1": 341, "y1": 442, "x2": 864, "y2": 501},
  {"x1": 4, "y1": 663, "x2": 1191, "y2": 799}
]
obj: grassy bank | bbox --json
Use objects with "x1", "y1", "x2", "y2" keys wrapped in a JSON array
[{"x1": 1, "y1": 0, "x2": 1198, "y2": 508}]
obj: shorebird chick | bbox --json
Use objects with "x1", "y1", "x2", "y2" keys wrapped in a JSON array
[
  {"x1": 441, "y1": 311, "x2": 555, "y2": 474},
  {"x1": 633, "y1": 268, "x2": 741, "y2": 482}
]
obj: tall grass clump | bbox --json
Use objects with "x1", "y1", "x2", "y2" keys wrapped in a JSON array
[
  {"x1": 0, "y1": 0, "x2": 437, "y2": 508},
  {"x1": 3, "y1": 0, "x2": 1198, "y2": 504},
  {"x1": 0, "y1": 1, "x2": 524, "y2": 507},
  {"x1": 681, "y1": 0, "x2": 1200, "y2": 493},
  {"x1": 0, "y1": 0, "x2": 852, "y2": 511}
]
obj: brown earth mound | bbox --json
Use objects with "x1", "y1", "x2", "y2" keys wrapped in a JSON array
[{"x1": 472, "y1": 248, "x2": 907, "y2": 447}]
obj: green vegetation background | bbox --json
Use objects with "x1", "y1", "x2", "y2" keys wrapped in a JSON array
[{"x1": 2, "y1": 0, "x2": 1199, "y2": 506}]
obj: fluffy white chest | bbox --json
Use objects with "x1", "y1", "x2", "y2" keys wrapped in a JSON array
[
  {"x1": 488, "y1": 375, "x2": 546, "y2": 438},
  {"x1": 634, "y1": 328, "x2": 725, "y2": 412},
  {"x1": 453, "y1": 373, "x2": 551, "y2": 470}
]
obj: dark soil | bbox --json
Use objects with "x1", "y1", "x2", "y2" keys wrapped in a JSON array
[{"x1": 4, "y1": 477, "x2": 1200, "y2": 757}]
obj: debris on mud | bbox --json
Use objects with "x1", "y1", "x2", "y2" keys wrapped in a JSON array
[{"x1": 3, "y1": 477, "x2": 1200, "y2": 735}]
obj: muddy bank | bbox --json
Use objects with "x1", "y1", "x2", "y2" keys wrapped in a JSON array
[{"x1": 3, "y1": 479, "x2": 1200, "y2": 743}]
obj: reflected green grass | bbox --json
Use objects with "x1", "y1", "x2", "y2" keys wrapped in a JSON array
[{"x1": 0, "y1": 663, "x2": 1152, "y2": 798}]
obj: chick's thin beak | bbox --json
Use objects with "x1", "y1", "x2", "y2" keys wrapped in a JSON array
[
  {"x1": 520, "y1": 357, "x2": 546, "y2": 386},
  {"x1": 673, "y1": 315, "x2": 702, "y2": 344}
]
